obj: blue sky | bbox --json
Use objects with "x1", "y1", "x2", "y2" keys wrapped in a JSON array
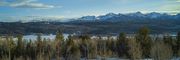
[{"x1": 0, "y1": 0, "x2": 180, "y2": 21}]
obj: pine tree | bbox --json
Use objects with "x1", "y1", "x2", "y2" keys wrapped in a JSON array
[
  {"x1": 177, "y1": 32, "x2": 180, "y2": 57},
  {"x1": 117, "y1": 32, "x2": 127, "y2": 57},
  {"x1": 177, "y1": 32, "x2": 180, "y2": 50},
  {"x1": 26, "y1": 40, "x2": 33, "y2": 59},
  {"x1": 64, "y1": 35, "x2": 81, "y2": 60},
  {"x1": 136, "y1": 27, "x2": 152, "y2": 58},
  {"x1": 55, "y1": 30, "x2": 64, "y2": 60},
  {"x1": 68, "y1": 41, "x2": 80, "y2": 60},
  {"x1": 79, "y1": 34, "x2": 90, "y2": 59},
  {"x1": 36, "y1": 33, "x2": 43, "y2": 57},
  {"x1": 16, "y1": 34, "x2": 24, "y2": 57},
  {"x1": 55, "y1": 30, "x2": 64, "y2": 41}
]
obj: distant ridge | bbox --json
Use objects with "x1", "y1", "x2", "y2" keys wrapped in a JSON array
[
  {"x1": 76, "y1": 12, "x2": 180, "y2": 22},
  {"x1": 0, "y1": 12, "x2": 180, "y2": 23}
]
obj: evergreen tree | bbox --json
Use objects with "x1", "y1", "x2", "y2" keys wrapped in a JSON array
[
  {"x1": 55, "y1": 30, "x2": 64, "y2": 60},
  {"x1": 79, "y1": 34, "x2": 90, "y2": 59},
  {"x1": 64, "y1": 35, "x2": 81, "y2": 60},
  {"x1": 26, "y1": 40, "x2": 33, "y2": 59},
  {"x1": 16, "y1": 34, "x2": 24, "y2": 57},
  {"x1": 36, "y1": 33, "x2": 43, "y2": 56},
  {"x1": 37, "y1": 33, "x2": 42, "y2": 42},
  {"x1": 117, "y1": 32, "x2": 128, "y2": 57},
  {"x1": 136, "y1": 27, "x2": 152, "y2": 58},
  {"x1": 177, "y1": 32, "x2": 180, "y2": 50},
  {"x1": 55, "y1": 30, "x2": 64, "y2": 41},
  {"x1": 177, "y1": 32, "x2": 180, "y2": 57}
]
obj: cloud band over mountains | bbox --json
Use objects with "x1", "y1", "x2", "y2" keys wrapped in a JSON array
[{"x1": 0, "y1": 0, "x2": 57, "y2": 9}]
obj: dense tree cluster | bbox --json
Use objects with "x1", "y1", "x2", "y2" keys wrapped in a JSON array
[{"x1": 0, "y1": 27, "x2": 179, "y2": 60}]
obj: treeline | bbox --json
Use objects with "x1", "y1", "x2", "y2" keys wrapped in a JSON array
[
  {"x1": 0, "y1": 27, "x2": 180, "y2": 60},
  {"x1": 0, "y1": 20, "x2": 180, "y2": 35}
]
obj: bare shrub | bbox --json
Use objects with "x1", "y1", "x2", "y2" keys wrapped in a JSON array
[
  {"x1": 151, "y1": 41, "x2": 172, "y2": 60},
  {"x1": 127, "y1": 38, "x2": 142, "y2": 60}
]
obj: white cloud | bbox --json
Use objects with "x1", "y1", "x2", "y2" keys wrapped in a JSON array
[
  {"x1": 112, "y1": 0, "x2": 142, "y2": 3},
  {"x1": 0, "y1": 0, "x2": 58, "y2": 9},
  {"x1": 168, "y1": 0, "x2": 180, "y2": 2},
  {"x1": 11, "y1": 3, "x2": 55, "y2": 9},
  {"x1": 176, "y1": 0, "x2": 180, "y2": 2},
  {"x1": 0, "y1": 15, "x2": 65, "y2": 22},
  {"x1": 149, "y1": 0, "x2": 180, "y2": 14}
]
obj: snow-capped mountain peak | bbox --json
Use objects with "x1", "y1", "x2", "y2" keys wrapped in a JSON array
[{"x1": 78, "y1": 16, "x2": 96, "y2": 20}]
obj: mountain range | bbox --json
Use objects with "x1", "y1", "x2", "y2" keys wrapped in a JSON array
[
  {"x1": 0, "y1": 12, "x2": 180, "y2": 35},
  {"x1": 76, "y1": 12, "x2": 180, "y2": 22}
]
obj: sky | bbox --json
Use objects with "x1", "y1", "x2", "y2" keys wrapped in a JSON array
[{"x1": 0, "y1": 0, "x2": 180, "y2": 21}]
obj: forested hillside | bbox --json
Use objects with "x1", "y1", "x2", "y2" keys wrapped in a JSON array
[{"x1": 0, "y1": 19, "x2": 180, "y2": 35}]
